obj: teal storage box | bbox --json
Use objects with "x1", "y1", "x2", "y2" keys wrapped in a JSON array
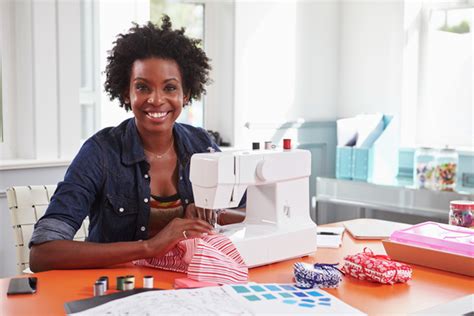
[
  {"x1": 335, "y1": 115, "x2": 399, "y2": 182},
  {"x1": 352, "y1": 115, "x2": 399, "y2": 182},
  {"x1": 336, "y1": 146, "x2": 353, "y2": 179},
  {"x1": 352, "y1": 149, "x2": 370, "y2": 180}
]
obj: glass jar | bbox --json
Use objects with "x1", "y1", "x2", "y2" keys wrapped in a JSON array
[
  {"x1": 449, "y1": 200, "x2": 474, "y2": 228},
  {"x1": 435, "y1": 147, "x2": 458, "y2": 191},
  {"x1": 413, "y1": 147, "x2": 436, "y2": 189}
]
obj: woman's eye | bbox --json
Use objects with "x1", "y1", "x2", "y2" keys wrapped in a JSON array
[
  {"x1": 165, "y1": 85, "x2": 177, "y2": 92},
  {"x1": 135, "y1": 83, "x2": 149, "y2": 92}
]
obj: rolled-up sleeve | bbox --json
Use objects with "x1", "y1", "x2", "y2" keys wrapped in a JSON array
[
  {"x1": 29, "y1": 218, "x2": 76, "y2": 247},
  {"x1": 29, "y1": 138, "x2": 105, "y2": 248}
]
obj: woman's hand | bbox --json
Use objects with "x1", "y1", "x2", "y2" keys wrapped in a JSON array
[
  {"x1": 144, "y1": 217, "x2": 214, "y2": 257},
  {"x1": 184, "y1": 203, "x2": 216, "y2": 227},
  {"x1": 185, "y1": 203, "x2": 247, "y2": 226}
]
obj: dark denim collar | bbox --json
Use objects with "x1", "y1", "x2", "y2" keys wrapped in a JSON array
[
  {"x1": 120, "y1": 118, "x2": 192, "y2": 166},
  {"x1": 173, "y1": 123, "x2": 193, "y2": 166}
]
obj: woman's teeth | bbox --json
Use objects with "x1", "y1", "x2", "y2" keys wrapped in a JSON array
[{"x1": 147, "y1": 112, "x2": 168, "y2": 118}]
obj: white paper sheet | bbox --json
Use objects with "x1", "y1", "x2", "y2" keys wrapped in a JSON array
[
  {"x1": 317, "y1": 227, "x2": 345, "y2": 248},
  {"x1": 336, "y1": 117, "x2": 359, "y2": 146},
  {"x1": 71, "y1": 287, "x2": 253, "y2": 316},
  {"x1": 70, "y1": 283, "x2": 365, "y2": 315},
  {"x1": 410, "y1": 294, "x2": 474, "y2": 315}
]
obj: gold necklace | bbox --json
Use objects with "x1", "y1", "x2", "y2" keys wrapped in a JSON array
[{"x1": 144, "y1": 138, "x2": 174, "y2": 160}]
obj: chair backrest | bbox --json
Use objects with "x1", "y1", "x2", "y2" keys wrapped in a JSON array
[{"x1": 6, "y1": 185, "x2": 89, "y2": 274}]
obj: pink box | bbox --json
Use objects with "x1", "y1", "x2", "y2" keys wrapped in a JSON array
[{"x1": 389, "y1": 221, "x2": 474, "y2": 257}]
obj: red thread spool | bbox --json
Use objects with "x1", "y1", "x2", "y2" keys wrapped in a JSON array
[{"x1": 283, "y1": 139, "x2": 292, "y2": 150}]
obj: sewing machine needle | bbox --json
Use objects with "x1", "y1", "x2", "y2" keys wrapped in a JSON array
[{"x1": 210, "y1": 209, "x2": 216, "y2": 228}]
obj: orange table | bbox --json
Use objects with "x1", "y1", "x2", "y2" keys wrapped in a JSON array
[{"x1": 1, "y1": 221, "x2": 473, "y2": 315}]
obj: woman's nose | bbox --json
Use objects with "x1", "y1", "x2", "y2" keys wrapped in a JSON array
[{"x1": 147, "y1": 91, "x2": 164, "y2": 105}]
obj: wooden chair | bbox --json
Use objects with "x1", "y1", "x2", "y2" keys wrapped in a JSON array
[{"x1": 6, "y1": 185, "x2": 89, "y2": 274}]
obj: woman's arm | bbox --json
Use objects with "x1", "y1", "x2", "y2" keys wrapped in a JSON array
[
  {"x1": 30, "y1": 239, "x2": 149, "y2": 272},
  {"x1": 30, "y1": 217, "x2": 214, "y2": 272}
]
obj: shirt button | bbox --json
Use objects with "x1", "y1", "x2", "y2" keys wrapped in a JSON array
[
  {"x1": 140, "y1": 226, "x2": 146, "y2": 232},
  {"x1": 184, "y1": 199, "x2": 189, "y2": 204},
  {"x1": 144, "y1": 198, "x2": 149, "y2": 203},
  {"x1": 179, "y1": 176, "x2": 183, "y2": 181},
  {"x1": 144, "y1": 174, "x2": 149, "y2": 179},
  {"x1": 119, "y1": 207, "x2": 124, "y2": 213}
]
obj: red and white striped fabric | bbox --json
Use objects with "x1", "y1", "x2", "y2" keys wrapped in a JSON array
[{"x1": 134, "y1": 234, "x2": 248, "y2": 284}]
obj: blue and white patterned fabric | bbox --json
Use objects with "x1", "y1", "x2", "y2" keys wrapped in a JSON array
[{"x1": 294, "y1": 262, "x2": 344, "y2": 289}]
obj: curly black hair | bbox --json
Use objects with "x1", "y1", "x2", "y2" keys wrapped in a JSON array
[{"x1": 104, "y1": 15, "x2": 211, "y2": 111}]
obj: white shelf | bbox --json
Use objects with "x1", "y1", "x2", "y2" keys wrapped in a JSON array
[
  {"x1": 0, "y1": 159, "x2": 71, "y2": 171},
  {"x1": 315, "y1": 177, "x2": 474, "y2": 219}
]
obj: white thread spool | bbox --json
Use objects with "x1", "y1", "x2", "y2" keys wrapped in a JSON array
[
  {"x1": 93, "y1": 281, "x2": 104, "y2": 296},
  {"x1": 143, "y1": 276, "x2": 154, "y2": 289},
  {"x1": 124, "y1": 281, "x2": 134, "y2": 291}
]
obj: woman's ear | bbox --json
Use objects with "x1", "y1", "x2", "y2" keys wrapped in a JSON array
[
  {"x1": 123, "y1": 92, "x2": 130, "y2": 104},
  {"x1": 183, "y1": 93, "x2": 191, "y2": 105}
]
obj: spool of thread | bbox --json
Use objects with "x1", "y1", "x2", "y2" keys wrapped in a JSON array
[
  {"x1": 99, "y1": 276, "x2": 109, "y2": 291},
  {"x1": 143, "y1": 276, "x2": 154, "y2": 289},
  {"x1": 264, "y1": 141, "x2": 273, "y2": 150},
  {"x1": 252, "y1": 142, "x2": 260, "y2": 150},
  {"x1": 116, "y1": 276, "x2": 125, "y2": 291},
  {"x1": 93, "y1": 281, "x2": 105, "y2": 296},
  {"x1": 123, "y1": 281, "x2": 134, "y2": 291},
  {"x1": 283, "y1": 139, "x2": 291, "y2": 150},
  {"x1": 125, "y1": 275, "x2": 135, "y2": 288},
  {"x1": 97, "y1": 279, "x2": 107, "y2": 293}
]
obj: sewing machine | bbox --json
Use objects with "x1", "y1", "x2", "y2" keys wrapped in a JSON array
[{"x1": 190, "y1": 148, "x2": 317, "y2": 267}]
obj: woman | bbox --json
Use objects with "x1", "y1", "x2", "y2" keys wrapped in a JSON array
[{"x1": 29, "y1": 16, "x2": 244, "y2": 272}]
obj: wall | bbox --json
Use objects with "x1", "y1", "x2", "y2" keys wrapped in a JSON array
[
  {"x1": 233, "y1": 1, "x2": 340, "y2": 148},
  {"x1": 400, "y1": 1, "x2": 422, "y2": 148},
  {"x1": 0, "y1": 0, "x2": 15, "y2": 159},
  {"x1": 0, "y1": 0, "x2": 81, "y2": 161},
  {"x1": 204, "y1": 1, "x2": 236, "y2": 145},
  {"x1": 337, "y1": 1, "x2": 404, "y2": 118},
  {"x1": 232, "y1": 0, "x2": 406, "y2": 144}
]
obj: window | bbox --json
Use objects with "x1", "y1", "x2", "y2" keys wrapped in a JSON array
[
  {"x1": 417, "y1": 3, "x2": 473, "y2": 149},
  {"x1": 80, "y1": 0, "x2": 99, "y2": 140},
  {"x1": 150, "y1": 0, "x2": 205, "y2": 128}
]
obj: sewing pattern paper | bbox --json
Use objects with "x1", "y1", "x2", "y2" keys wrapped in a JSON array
[
  {"x1": 134, "y1": 234, "x2": 248, "y2": 284},
  {"x1": 70, "y1": 284, "x2": 365, "y2": 315}
]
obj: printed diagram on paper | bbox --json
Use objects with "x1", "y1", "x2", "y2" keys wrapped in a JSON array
[
  {"x1": 71, "y1": 287, "x2": 252, "y2": 316},
  {"x1": 70, "y1": 283, "x2": 365, "y2": 315}
]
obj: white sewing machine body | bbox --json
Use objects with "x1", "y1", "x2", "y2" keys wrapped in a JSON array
[{"x1": 190, "y1": 148, "x2": 317, "y2": 268}]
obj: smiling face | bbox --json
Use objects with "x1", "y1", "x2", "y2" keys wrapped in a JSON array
[{"x1": 126, "y1": 57, "x2": 187, "y2": 136}]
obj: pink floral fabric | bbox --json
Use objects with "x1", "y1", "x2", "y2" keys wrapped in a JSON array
[{"x1": 342, "y1": 247, "x2": 412, "y2": 284}]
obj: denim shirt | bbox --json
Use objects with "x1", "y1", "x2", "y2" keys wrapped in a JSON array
[{"x1": 29, "y1": 118, "x2": 240, "y2": 246}]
